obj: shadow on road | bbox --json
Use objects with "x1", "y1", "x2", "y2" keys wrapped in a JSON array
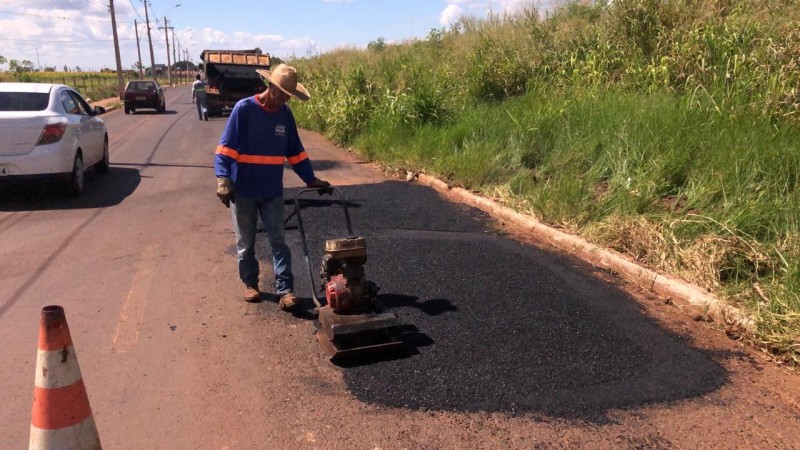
[
  {"x1": 0, "y1": 166, "x2": 140, "y2": 211},
  {"x1": 128, "y1": 110, "x2": 178, "y2": 115},
  {"x1": 310, "y1": 159, "x2": 342, "y2": 171},
  {"x1": 380, "y1": 294, "x2": 458, "y2": 316}
]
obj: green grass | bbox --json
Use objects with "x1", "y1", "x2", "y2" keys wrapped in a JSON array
[{"x1": 289, "y1": 0, "x2": 800, "y2": 365}]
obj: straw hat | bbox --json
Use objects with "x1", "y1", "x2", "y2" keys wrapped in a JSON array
[{"x1": 255, "y1": 64, "x2": 310, "y2": 101}]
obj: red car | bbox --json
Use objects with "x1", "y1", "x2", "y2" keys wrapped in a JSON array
[{"x1": 123, "y1": 80, "x2": 165, "y2": 114}]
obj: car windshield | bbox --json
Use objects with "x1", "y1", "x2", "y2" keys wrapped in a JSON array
[
  {"x1": 0, "y1": 92, "x2": 50, "y2": 111},
  {"x1": 127, "y1": 82, "x2": 155, "y2": 92}
]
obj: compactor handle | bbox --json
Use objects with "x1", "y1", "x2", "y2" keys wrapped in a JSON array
[
  {"x1": 292, "y1": 186, "x2": 353, "y2": 237},
  {"x1": 291, "y1": 186, "x2": 353, "y2": 308}
]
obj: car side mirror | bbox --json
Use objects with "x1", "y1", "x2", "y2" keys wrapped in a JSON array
[{"x1": 93, "y1": 106, "x2": 106, "y2": 115}]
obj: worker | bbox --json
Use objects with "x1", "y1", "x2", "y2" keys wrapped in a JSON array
[
  {"x1": 214, "y1": 64, "x2": 331, "y2": 309},
  {"x1": 191, "y1": 74, "x2": 208, "y2": 121}
]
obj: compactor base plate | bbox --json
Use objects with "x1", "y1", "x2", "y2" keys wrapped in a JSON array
[{"x1": 316, "y1": 305, "x2": 402, "y2": 361}]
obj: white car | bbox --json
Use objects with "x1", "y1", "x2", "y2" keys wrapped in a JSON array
[{"x1": 0, "y1": 82, "x2": 108, "y2": 195}]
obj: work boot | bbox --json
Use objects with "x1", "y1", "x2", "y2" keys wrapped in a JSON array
[
  {"x1": 278, "y1": 291, "x2": 298, "y2": 311},
  {"x1": 244, "y1": 285, "x2": 261, "y2": 303}
]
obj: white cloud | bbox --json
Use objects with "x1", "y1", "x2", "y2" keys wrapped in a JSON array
[
  {"x1": 0, "y1": 3, "x2": 319, "y2": 71},
  {"x1": 440, "y1": 4, "x2": 464, "y2": 26},
  {"x1": 194, "y1": 29, "x2": 318, "y2": 59},
  {"x1": 489, "y1": 0, "x2": 563, "y2": 15}
]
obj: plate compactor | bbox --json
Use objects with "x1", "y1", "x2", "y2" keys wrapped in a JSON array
[{"x1": 292, "y1": 187, "x2": 402, "y2": 361}]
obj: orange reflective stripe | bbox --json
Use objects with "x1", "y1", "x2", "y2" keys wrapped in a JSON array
[
  {"x1": 239, "y1": 154, "x2": 285, "y2": 165},
  {"x1": 216, "y1": 145, "x2": 239, "y2": 159},
  {"x1": 216, "y1": 145, "x2": 295, "y2": 165},
  {"x1": 287, "y1": 151, "x2": 308, "y2": 165}
]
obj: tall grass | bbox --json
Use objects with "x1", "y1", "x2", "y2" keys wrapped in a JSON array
[{"x1": 289, "y1": 0, "x2": 800, "y2": 364}]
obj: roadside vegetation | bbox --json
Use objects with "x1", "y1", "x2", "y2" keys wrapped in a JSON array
[
  {"x1": 289, "y1": 0, "x2": 800, "y2": 365},
  {"x1": 0, "y1": 69, "x2": 188, "y2": 103},
  {"x1": 0, "y1": 70, "x2": 133, "y2": 102}
]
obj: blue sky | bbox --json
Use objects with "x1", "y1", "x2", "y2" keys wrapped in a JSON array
[{"x1": 0, "y1": 0, "x2": 565, "y2": 71}]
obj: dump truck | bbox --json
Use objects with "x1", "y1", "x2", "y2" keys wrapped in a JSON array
[{"x1": 199, "y1": 49, "x2": 270, "y2": 117}]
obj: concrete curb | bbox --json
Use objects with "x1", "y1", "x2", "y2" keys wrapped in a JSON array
[{"x1": 415, "y1": 173, "x2": 755, "y2": 333}]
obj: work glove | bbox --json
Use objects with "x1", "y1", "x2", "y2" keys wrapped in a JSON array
[
  {"x1": 216, "y1": 177, "x2": 234, "y2": 208},
  {"x1": 307, "y1": 178, "x2": 333, "y2": 195}
]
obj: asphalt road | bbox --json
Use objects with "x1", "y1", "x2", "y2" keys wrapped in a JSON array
[{"x1": 1, "y1": 86, "x2": 798, "y2": 449}]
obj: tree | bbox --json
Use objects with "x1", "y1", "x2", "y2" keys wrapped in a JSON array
[
  {"x1": 368, "y1": 37, "x2": 386, "y2": 51},
  {"x1": 10, "y1": 59, "x2": 35, "y2": 73},
  {"x1": 0, "y1": 54, "x2": 6, "y2": 71},
  {"x1": 63, "y1": 65, "x2": 69, "y2": 72},
  {"x1": 427, "y1": 27, "x2": 445, "y2": 45}
]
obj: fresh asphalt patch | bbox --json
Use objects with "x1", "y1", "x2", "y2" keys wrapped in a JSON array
[{"x1": 253, "y1": 181, "x2": 727, "y2": 421}]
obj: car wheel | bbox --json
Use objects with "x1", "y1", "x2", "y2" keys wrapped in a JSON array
[
  {"x1": 96, "y1": 138, "x2": 109, "y2": 174},
  {"x1": 66, "y1": 152, "x2": 84, "y2": 196},
  {"x1": 124, "y1": 105, "x2": 130, "y2": 114}
]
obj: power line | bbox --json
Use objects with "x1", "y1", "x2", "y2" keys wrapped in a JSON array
[
  {"x1": 128, "y1": 0, "x2": 145, "y2": 22},
  {"x1": 0, "y1": 9, "x2": 135, "y2": 24},
  {"x1": 0, "y1": 37, "x2": 137, "y2": 43},
  {"x1": 85, "y1": 0, "x2": 109, "y2": 10}
]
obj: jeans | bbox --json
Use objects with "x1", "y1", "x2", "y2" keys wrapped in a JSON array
[
  {"x1": 195, "y1": 95, "x2": 207, "y2": 119},
  {"x1": 231, "y1": 194, "x2": 293, "y2": 294}
]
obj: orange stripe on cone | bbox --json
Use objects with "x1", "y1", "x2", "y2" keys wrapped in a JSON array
[
  {"x1": 30, "y1": 305, "x2": 101, "y2": 449},
  {"x1": 31, "y1": 381, "x2": 93, "y2": 429}
]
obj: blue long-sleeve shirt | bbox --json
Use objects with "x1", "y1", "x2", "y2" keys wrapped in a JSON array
[{"x1": 214, "y1": 96, "x2": 315, "y2": 199}]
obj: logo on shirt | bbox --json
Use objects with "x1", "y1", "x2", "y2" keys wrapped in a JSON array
[{"x1": 275, "y1": 124, "x2": 286, "y2": 137}]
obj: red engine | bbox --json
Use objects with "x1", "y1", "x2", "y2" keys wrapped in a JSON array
[{"x1": 320, "y1": 237, "x2": 378, "y2": 314}]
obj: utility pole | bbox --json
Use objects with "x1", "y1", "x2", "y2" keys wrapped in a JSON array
[
  {"x1": 176, "y1": 40, "x2": 184, "y2": 84},
  {"x1": 134, "y1": 19, "x2": 143, "y2": 77},
  {"x1": 160, "y1": 18, "x2": 173, "y2": 86},
  {"x1": 108, "y1": 0, "x2": 125, "y2": 98},
  {"x1": 31, "y1": 46, "x2": 40, "y2": 71},
  {"x1": 143, "y1": 0, "x2": 156, "y2": 81},
  {"x1": 172, "y1": 31, "x2": 177, "y2": 83}
]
